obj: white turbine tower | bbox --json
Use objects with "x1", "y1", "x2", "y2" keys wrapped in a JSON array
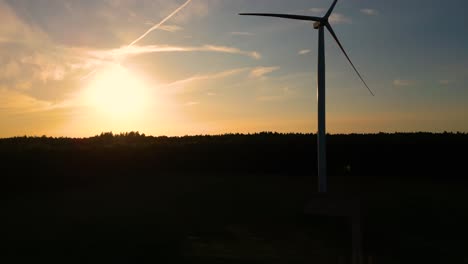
[{"x1": 240, "y1": 0, "x2": 374, "y2": 193}]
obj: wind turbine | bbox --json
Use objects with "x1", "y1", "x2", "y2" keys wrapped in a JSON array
[{"x1": 240, "y1": 0, "x2": 373, "y2": 193}]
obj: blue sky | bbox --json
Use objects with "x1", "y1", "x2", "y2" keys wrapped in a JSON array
[{"x1": 0, "y1": 0, "x2": 467, "y2": 137}]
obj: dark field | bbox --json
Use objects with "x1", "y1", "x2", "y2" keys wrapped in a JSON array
[{"x1": 1, "y1": 133, "x2": 467, "y2": 263}]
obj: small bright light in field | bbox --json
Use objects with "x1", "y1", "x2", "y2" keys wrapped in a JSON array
[{"x1": 83, "y1": 64, "x2": 151, "y2": 120}]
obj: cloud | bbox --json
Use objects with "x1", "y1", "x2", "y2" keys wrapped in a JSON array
[
  {"x1": 88, "y1": 44, "x2": 261, "y2": 61},
  {"x1": 203, "y1": 45, "x2": 261, "y2": 59},
  {"x1": 0, "y1": 88, "x2": 54, "y2": 114},
  {"x1": 393, "y1": 79, "x2": 413, "y2": 87},
  {"x1": 164, "y1": 67, "x2": 250, "y2": 93},
  {"x1": 9, "y1": 48, "x2": 85, "y2": 86},
  {"x1": 309, "y1": 8, "x2": 326, "y2": 14},
  {"x1": 329, "y1": 13, "x2": 352, "y2": 24},
  {"x1": 360, "y1": 9, "x2": 379, "y2": 16},
  {"x1": 299, "y1": 49, "x2": 311, "y2": 55},
  {"x1": 0, "y1": 87, "x2": 76, "y2": 137},
  {"x1": 249, "y1": 66, "x2": 280, "y2": 79},
  {"x1": 0, "y1": 1, "x2": 49, "y2": 45},
  {"x1": 157, "y1": 24, "x2": 184, "y2": 32},
  {"x1": 20, "y1": 54, "x2": 67, "y2": 82},
  {"x1": 230, "y1": 32, "x2": 254, "y2": 36},
  {"x1": 0, "y1": 45, "x2": 90, "y2": 101},
  {"x1": 0, "y1": 1, "x2": 101, "y2": 91}
]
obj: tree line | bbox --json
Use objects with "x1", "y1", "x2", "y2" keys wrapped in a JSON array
[{"x1": 1, "y1": 132, "x2": 466, "y2": 196}]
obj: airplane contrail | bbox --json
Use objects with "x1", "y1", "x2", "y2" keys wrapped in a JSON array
[
  {"x1": 128, "y1": 0, "x2": 193, "y2": 47},
  {"x1": 80, "y1": 0, "x2": 193, "y2": 81}
]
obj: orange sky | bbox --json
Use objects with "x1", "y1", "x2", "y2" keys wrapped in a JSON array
[{"x1": 1, "y1": 0, "x2": 467, "y2": 137}]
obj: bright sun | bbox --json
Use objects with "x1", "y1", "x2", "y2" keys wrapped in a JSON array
[{"x1": 83, "y1": 64, "x2": 151, "y2": 120}]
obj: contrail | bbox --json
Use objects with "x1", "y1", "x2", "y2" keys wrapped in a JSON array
[
  {"x1": 128, "y1": 0, "x2": 193, "y2": 47},
  {"x1": 80, "y1": 0, "x2": 193, "y2": 81}
]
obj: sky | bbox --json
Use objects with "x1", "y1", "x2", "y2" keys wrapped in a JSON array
[{"x1": 1, "y1": 0, "x2": 467, "y2": 137}]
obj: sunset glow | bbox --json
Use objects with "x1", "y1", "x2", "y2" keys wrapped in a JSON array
[{"x1": 1, "y1": 0, "x2": 467, "y2": 137}]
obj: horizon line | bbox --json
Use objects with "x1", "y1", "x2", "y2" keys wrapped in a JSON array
[{"x1": 1, "y1": 130, "x2": 467, "y2": 140}]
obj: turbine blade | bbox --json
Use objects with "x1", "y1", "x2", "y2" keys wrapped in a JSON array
[
  {"x1": 325, "y1": 0, "x2": 338, "y2": 18},
  {"x1": 239, "y1": 13, "x2": 321, "y2": 22},
  {"x1": 325, "y1": 23, "x2": 375, "y2": 96}
]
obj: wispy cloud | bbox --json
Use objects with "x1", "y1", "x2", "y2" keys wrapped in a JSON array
[
  {"x1": 129, "y1": 0, "x2": 193, "y2": 46},
  {"x1": 0, "y1": 1, "x2": 49, "y2": 45},
  {"x1": 230, "y1": 32, "x2": 254, "y2": 36},
  {"x1": 158, "y1": 24, "x2": 184, "y2": 32},
  {"x1": 360, "y1": 9, "x2": 379, "y2": 16},
  {"x1": 164, "y1": 67, "x2": 250, "y2": 93},
  {"x1": 86, "y1": 44, "x2": 261, "y2": 63},
  {"x1": 329, "y1": 13, "x2": 352, "y2": 24},
  {"x1": 21, "y1": 54, "x2": 67, "y2": 82},
  {"x1": 309, "y1": 8, "x2": 326, "y2": 14},
  {"x1": 0, "y1": 44, "x2": 85, "y2": 94},
  {"x1": 0, "y1": 88, "x2": 55, "y2": 114},
  {"x1": 393, "y1": 79, "x2": 413, "y2": 87},
  {"x1": 203, "y1": 45, "x2": 261, "y2": 59},
  {"x1": 299, "y1": 49, "x2": 311, "y2": 55},
  {"x1": 249, "y1": 66, "x2": 280, "y2": 79}
]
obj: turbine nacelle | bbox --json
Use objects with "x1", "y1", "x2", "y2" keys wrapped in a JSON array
[{"x1": 313, "y1": 21, "x2": 323, "y2": 29}]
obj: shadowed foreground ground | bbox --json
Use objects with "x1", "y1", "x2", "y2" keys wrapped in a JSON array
[
  {"x1": 1, "y1": 133, "x2": 467, "y2": 263},
  {"x1": 3, "y1": 172, "x2": 467, "y2": 263}
]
